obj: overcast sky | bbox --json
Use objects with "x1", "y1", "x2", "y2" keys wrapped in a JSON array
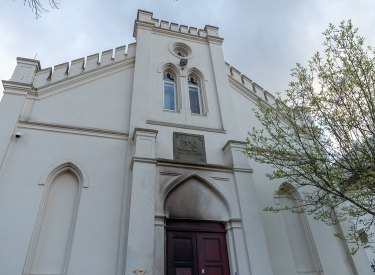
[{"x1": 1, "y1": 0, "x2": 375, "y2": 101}]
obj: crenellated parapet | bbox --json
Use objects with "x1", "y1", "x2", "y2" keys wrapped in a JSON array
[
  {"x1": 32, "y1": 43, "x2": 137, "y2": 88},
  {"x1": 226, "y1": 62, "x2": 277, "y2": 105},
  {"x1": 133, "y1": 10, "x2": 221, "y2": 41}
]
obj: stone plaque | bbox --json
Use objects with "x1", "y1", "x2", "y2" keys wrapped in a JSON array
[{"x1": 173, "y1": 132, "x2": 206, "y2": 163}]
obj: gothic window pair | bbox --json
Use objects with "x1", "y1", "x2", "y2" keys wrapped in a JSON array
[{"x1": 163, "y1": 73, "x2": 202, "y2": 114}]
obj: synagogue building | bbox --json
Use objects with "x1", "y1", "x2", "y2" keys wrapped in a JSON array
[{"x1": 0, "y1": 10, "x2": 372, "y2": 275}]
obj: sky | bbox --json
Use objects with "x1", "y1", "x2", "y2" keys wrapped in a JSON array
[{"x1": 1, "y1": 0, "x2": 375, "y2": 101}]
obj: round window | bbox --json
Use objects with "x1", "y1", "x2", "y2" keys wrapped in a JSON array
[{"x1": 168, "y1": 42, "x2": 194, "y2": 59}]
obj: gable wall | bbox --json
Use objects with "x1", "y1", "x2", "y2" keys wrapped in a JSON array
[
  {"x1": 23, "y1": 65, "x2": 134, "y2": 133},
  {"x1": 230, "y1": 82, "x2": 364, "y2": 275}
]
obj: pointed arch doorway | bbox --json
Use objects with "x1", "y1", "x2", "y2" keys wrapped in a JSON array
[{"x1": 166, "y1": 220, "x2": 230, "y2": 275}]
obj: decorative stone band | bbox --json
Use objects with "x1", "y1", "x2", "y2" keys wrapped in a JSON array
[
  {"x1": 18, "y1": 119, "x2": 129, "y2": 140},
  {"x1": 132, "y1": 127, "x2": 158, "y2": 140},
  {"x1": 2, "y1": 80, "x2": 32, "y2": 96},
  {"x1": 225, "y1": 218, "x2": 243, "y2": 230},
  {"x1": 130, "y1": 157, "x2": 253, "y2": 173},
  {"x1": 146, "y1": 120, "x2": 226, "y2": 134}
]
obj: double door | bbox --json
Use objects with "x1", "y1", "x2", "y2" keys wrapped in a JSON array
[{"x1": 167, "y1": 220, "x2": 230, "y2": 275}]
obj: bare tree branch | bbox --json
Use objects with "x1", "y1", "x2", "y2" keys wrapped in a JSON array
[{"x1": 21, "y1": 0, "x2": 60, "y2": 18}]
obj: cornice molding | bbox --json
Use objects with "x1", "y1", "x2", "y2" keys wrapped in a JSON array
[
  {"x1": 16, "y1": 57, "x2": 41, "y2": 70},
  {"x1": 2, "y1": 80, "x2": 32, "y2": 96},
  {"x1": 28, "y1": 57, "x2": 135, "y2": 99},
  {"x1": 222, "y1": 140, "x2": 247, "y2": 152},
  {"x1": 130, "y1": 157, "x2": 157, "y2": 170},
  {"x1": 152, "y1": 28, "x2": 208, "y2": 44},
  {"x1": 232, "y1": 167, "x2": 253, "y2": 173},
  {"x1": 18, "y1": 119, "x2": 129, "y2": 140},
  {"x1": 132, "y1": 128, "x2": 159, "y2": 140},
  {"x1": 225, "y1": 219, "x2": 243, "y2": 230},
  {"x1": 146, "y1": 120, "x2": 226, "y2": 134},
  {"x1": 156, "y1": 158, "x2": 232, "y2": 172},
  {"x1": 206, "y1": 35, "x2": 224, "y2": 45},
  {"x1": 134, "y1": 22, "x2": 222, "y2": 45},
  {"x1": 135, "y1": 20, "x2": 156, "y2": 30}
]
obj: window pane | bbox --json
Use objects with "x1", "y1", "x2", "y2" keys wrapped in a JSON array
[
  {"x1": 164, "y1": 82, "x2": 176, "y2": 110},
  {"x1": 189, "y1": 86, "x2": 201, "y2": 114}
]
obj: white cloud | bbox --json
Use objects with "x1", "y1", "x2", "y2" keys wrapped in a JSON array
[{"x1": 1, "y1": 0, "x2": 375, "y2": 100}]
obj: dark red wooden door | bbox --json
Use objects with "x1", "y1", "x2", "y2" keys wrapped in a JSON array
[
  {"x1": 197, "y1": 233, "x2": 230, "y2": 275},
  {"x1": 167, "y1": 231, "x2": 198, "y2": 275},
  {"x1": 167, "y1": 220, "x2": 230, "y2": 275}
]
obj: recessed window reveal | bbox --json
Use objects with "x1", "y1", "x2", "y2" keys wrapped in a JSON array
[
  {"x1": 188, "y1": 76, "x2": 202, "y2": 114},
  {"x1": 163, "y1": 73, "x2": 176, "y2": 111}
]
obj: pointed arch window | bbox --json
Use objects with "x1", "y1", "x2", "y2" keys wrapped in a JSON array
[
  {"x1": 188, "y1": 76, "x2": 202, "y2": 114},
  {"x1": 163, "y1": 72, "x2": 176, "y2": 111}
]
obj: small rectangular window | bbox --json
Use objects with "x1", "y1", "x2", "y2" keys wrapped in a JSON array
[
  {"x1": 189, "y1": 86, "x2": 201, "y2": 114},
  {"x1": 164, "y1": 82, "x2": 176, "y2": 111}
]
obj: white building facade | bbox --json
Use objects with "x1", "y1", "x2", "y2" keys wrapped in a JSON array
[{"x1": 0, "y1": 10, "x2": 373, "y2": 275}]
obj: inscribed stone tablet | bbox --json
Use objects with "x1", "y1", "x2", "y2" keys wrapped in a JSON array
[{"x1": 173, "y1": 132, "x2": 206, "y2": 163}]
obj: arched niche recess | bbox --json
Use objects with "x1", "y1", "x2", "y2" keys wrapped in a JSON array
[
  {"x1": 278, "y1": 183, "x2": 322, "y2": 275},
  {"x1": 24, "y1": 162, "x2": 84, "y2": 275},
  {"x1": 164, "y1": 175, "x2": 230, "y2": 221}
]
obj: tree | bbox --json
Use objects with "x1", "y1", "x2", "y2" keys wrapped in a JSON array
[
  {"x1": 21, "y1": 0, "x2": 59, "y2": 18},
  {"x1": 245, "y1": 20, "x2": 375, "y2": 254}
]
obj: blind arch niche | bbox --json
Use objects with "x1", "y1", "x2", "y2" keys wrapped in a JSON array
[
  {"x1": 278, "y1": 183, "x2": 322, "y2": 275},
  {"x1": 24, "y1": 162, "x2": 84, "y2": 275}
]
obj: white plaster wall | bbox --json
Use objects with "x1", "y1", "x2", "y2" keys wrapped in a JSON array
[
  {"x1": 364, "y1": 246, "x2": 374, "y2": 265},
  {"x1": 0, "y1": 128, "x2": 128, "y2": 275},
  {"x1": 154, "y1": 126, "x2": 228, "y2": 165},
  {"x1": 27, "y1": 67, "x2": 134, "y2": 132},
  {"x1": 230, "y1": 83, "x2": 370, "y2": 274},
  {"x1": 230, "y1": 85, "x2": 267, "y2": 140},
  {"x1": 149, "y1": 35, "x2": 223, "y2": 131}
]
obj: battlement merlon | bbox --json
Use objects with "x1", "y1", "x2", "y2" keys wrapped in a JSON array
[
  {"x1": 133, "y1": 9, "x2": 222, "y2": 43},
  {"x1": 29, "y1": 43, "x2": 136, "y2": 89},
  {"x1": 226, "y1": 62, "x2": 277, "y2": 106},
  {"x1": 9, "y1": 57, "x2": 41, "y2": 84}
]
